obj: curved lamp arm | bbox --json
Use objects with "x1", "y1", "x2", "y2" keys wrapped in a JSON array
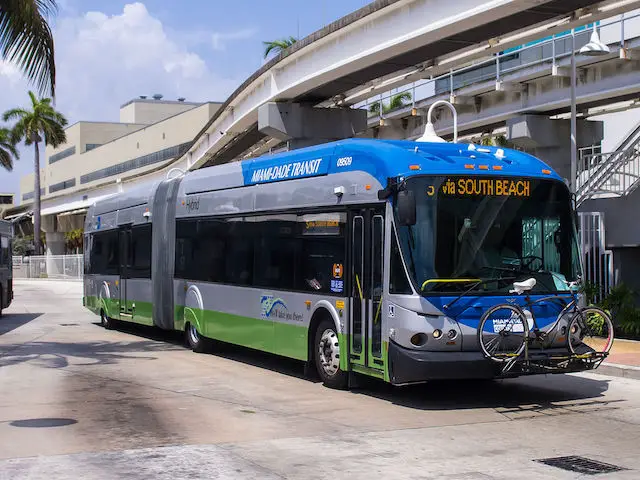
[{"x1": 427, "y1": 100, "x2": 458, "y2": 143}]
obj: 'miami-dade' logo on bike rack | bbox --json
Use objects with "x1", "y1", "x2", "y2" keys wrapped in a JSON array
[
  {"x1": 261, "y1": 295, "x2": 287, "y2": 319},
  {"x1": 492, "y1": 309, "x2": 534, "y2": 333}
]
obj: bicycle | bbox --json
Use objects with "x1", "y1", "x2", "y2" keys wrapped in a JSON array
[{"x1": 477, "y1": 277, "x2": 614, "y2": 369}]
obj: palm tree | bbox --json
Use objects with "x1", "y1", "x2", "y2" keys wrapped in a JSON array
[
  {"x1": 369, "y1": 92, "x2": 412, "y2": 115},
  {"x1": 387, "y1": 92, "x2": 411, "y2": 111},
  {"x1": 0, "y1": 0, "x2": 57, "y2": 97},
  {"x1": 479, "y1": 132, "x2": 510, "y2": 147},
  {"x1": 4, "y1": 91, "x2": 67, "y2": 254},
  {"x1": 0, "y1": 126, "x2": 19, "y2": 170},
  {"x1": 263, "y1": 36, "x2": 297, "y2": 59}
]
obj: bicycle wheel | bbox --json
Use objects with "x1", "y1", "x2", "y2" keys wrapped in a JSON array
[
  {"x1": 478, "y1": 304, "x2": 528, "y2": 362},
  {"x1": 568, "y1": 307, "x2": 614, "y2": 356}
]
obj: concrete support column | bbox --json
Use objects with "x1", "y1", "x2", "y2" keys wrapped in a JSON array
[
  {"x1": 258, "y1": 102, "x2": 367, "y2": 149},
  {"x1": 45, "y1": 232, "x2": 65, "y2": 278},
  {"x1": 506, "y1": 114, "x2": 604, "y2": 183}
]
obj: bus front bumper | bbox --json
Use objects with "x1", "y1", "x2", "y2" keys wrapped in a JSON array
[{"x1": 387, "y1": 341, "x2": 597, "y2": 385}]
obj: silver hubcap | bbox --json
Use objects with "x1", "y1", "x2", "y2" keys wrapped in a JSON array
[
  {"x1": 188, "y1": 323, "x2": 199, "y2": 345},
  {"x1": 318, "y1": 328, "x2": 340, "y2": 377}
]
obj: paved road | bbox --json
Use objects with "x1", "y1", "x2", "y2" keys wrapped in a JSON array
[{"x1": 1, "y1": 280, "x2": 640, "y2": 479}]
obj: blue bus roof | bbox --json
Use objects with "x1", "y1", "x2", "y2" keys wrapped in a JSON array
[{"x1": 240, "y1": 138, "x2": 563, "y2": 187}]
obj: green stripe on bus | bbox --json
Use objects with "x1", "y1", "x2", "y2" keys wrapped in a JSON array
[{"x1": 85, "y1": 297, "x2": 390, "y2": 379}]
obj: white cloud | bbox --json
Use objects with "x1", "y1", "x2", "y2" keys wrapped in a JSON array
[
  {"x1": 211, "y1": 28, "x2": 257, "y2": 51},
  {"x1": 0, "y1": 2, "x2": 245, "y2": 197}
]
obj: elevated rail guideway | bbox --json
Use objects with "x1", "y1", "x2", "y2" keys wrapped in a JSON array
[
  {"x1": 181, "y1": 0, "x2": 640, "y2": 171},
  {"x1": 30, "y1": 0, "x2": 640, "y2": 221}
]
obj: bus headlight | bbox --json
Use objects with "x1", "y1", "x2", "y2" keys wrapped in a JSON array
[{"x1": 433, "y1": 329, "x2": 442, "y2": 339}]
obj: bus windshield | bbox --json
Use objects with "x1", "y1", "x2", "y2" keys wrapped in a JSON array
[{"x1": 395, "y1": 175, "x2": 582, "y2": 295}]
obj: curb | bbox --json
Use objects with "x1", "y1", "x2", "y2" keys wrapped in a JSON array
[{"x1": 590, "y1": 362, "x2": 640, "y2": 380}]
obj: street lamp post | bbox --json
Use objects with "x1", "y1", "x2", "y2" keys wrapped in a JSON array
[
  {"x1": 571, "y1": 30, "x2": 578, "y2": 196},
  {"x1": 571, "y1": 24, "x2": 610, "y2": 196}
]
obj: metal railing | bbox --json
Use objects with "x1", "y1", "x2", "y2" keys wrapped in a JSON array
[
  {"x1": 578, "y1": 212, "x2": 613, "y2": 304},
  {"x1": 12, "y1": 255, "x2": 84, "y2": 280},
  {"x1": 357, "y1": 12, "x2": 639, "y2": 118},
  {"x1": 577, "y1": 123, "x2": 640, "y2": 204}
]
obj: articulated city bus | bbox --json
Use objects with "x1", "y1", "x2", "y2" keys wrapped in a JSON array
[
  {"x1": 0, "y1": 220, "x2": 13, "y2": 315},
  {"x1": 84, "y1": 138, "x2": 595, "y2": 387}
]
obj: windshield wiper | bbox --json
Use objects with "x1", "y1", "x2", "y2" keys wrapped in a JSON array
[{"x1": 443, "y1": 276, "x2": 516, "y2": 311}]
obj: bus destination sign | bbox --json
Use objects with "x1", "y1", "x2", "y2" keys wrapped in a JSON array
[{"x1": 437, "y1": 177, "x2": 531, "y2": 197}]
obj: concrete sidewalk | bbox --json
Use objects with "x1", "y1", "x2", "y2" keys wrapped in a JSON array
[{"x1": 595, "y1": 338, "x2": 640, "y2": 380}]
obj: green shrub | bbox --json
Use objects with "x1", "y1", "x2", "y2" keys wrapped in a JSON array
[
  {"x1": 618, "y1": 308, "x2": 640, "y2": 337},
  {"x1": 586, "y1": 310, "x2": 607, "y2": 336},
  {"x1": 600, "y1": 283, "x2": 636, "y2": 317},
  {"x1": 581, "y1": 281, "x2": 600, "y2": 306},
  {"x1": 598, "y1": 283, "x2": 640, "y2": 338}
]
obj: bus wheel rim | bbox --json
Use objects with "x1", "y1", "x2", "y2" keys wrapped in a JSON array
[
  {"x1": 189, "y1": 324, "x2": 199, "y2": 345},
  {"x1": 318, "y1": 328, "x2": 340, "y2": 377}
]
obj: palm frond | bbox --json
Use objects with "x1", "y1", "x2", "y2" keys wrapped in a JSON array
[
  {"x1": 0, "y1": 126, "x2": 18, "y2": 170},
  {"x1": 0, "y1": 0, "x2": 56, "y2": 97},
  {"x1": 263, "y1": 37, "x2": 297, "y2": 59},
  {"x1": 387, "y1": 92, "x2": 412, "y2": 111},
  {"x1": 0, "y1": 148, "x2": 13, "y2": 170},
  {"x1": 3, "y1": 91, "x2": 66, "y2": 146},
  {"x1": 2, "y1": 107, "x2": 29, "y2": 122}
]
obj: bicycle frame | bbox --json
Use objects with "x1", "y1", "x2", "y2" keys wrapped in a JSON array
[{"x1": 519, "y1": 292, "x2": 579, "y2": 340}]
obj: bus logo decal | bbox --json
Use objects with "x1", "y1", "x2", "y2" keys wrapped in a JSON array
[
  {"x1": 261, "y1": 295, "x2": 287, "y2": 318},
  {"x1": 332, "y1": 263, "x2": 343, "y2": 279},
  {"x1": 186, "y1": 198, "x2": 200, "y2": 212},
  {"x1": 247, "y1": 158, "x2": 328, "y2": 185}
]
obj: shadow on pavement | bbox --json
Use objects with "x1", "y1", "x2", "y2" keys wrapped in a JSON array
[
  {"x1": 350, "y1": 374, "x2": 616, "y2": 413},
  {"x1": 106, "y1": 320, "x2": 316, "y2": 382},
  {"x1": 0, "y1": 313, "x2": 43, "y2": 336},
  {"x1": 0, "y1": 338, "x2": 183, "y2": 369},
  {"x1": 95, "y1": 321, "x2": 616, "y2": 411}
]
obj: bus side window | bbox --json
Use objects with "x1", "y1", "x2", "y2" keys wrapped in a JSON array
[
  {"x1": 253, "y1": 215, "x2": 298, "y2": 290},
  {"x1": 225, "y1": 220, "x2": 253, "y2": 286},
  {"x1": 298, "y1": 213, "x2": 346, "y2": 295},
  {"x1": 130, "y1": 225, "x2": 152, "y2": 278},
  {"x1": 0, "y1": 236, "x2": 8, "y2": 266}
]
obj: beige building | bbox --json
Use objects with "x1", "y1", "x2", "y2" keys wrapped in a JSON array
[{"x1": 15, "y1": 96, "x2": 221, "y2": 254}]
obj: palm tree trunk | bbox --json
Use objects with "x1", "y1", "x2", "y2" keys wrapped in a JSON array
[{"x1": 33, "y1": 141, "x2": 42, "y2": 255}]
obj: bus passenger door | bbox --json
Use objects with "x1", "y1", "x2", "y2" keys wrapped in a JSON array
[
  {"x1": 118, "y1": 226, "x2": 132, "y2": 318},
  {"x1": 349, "y1": 208, "x2": 385, "y2": 372}
]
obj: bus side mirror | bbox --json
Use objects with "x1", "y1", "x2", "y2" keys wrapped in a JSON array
[{"x1": 397, "y1": 190, "x2": 416, "y2": 226}]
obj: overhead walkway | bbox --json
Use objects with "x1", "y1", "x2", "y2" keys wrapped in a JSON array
[
  {"x1": 182, "y1": 0, "x2": 634, "y2": 170},
  {"x1": 360, "y1": 12, "x2": 640, "y2": 140}
]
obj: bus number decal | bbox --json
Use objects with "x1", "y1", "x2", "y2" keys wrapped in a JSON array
[{"x1": 336, "y1": 156, "x2": 352, "y2": 167}]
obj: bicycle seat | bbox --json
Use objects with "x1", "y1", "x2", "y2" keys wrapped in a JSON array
[{"x1": 510, "y1": 278, "x2": 536, "y2": 294}]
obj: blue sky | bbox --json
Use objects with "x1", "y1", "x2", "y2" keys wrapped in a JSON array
[{"x1": 0, "y1": 0, "x2": 371, "y2": 199}]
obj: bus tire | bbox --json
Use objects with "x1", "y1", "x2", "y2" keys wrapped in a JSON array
[
  {"x1": 314, "y1": 318, "x2": 347, "y2": 389},
  {"x1": 101, "y1": 310, "x2": 114, "y2": 330},
  {"x1": 185, "y1": 322, "x2": 209, "y2": 353}
]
